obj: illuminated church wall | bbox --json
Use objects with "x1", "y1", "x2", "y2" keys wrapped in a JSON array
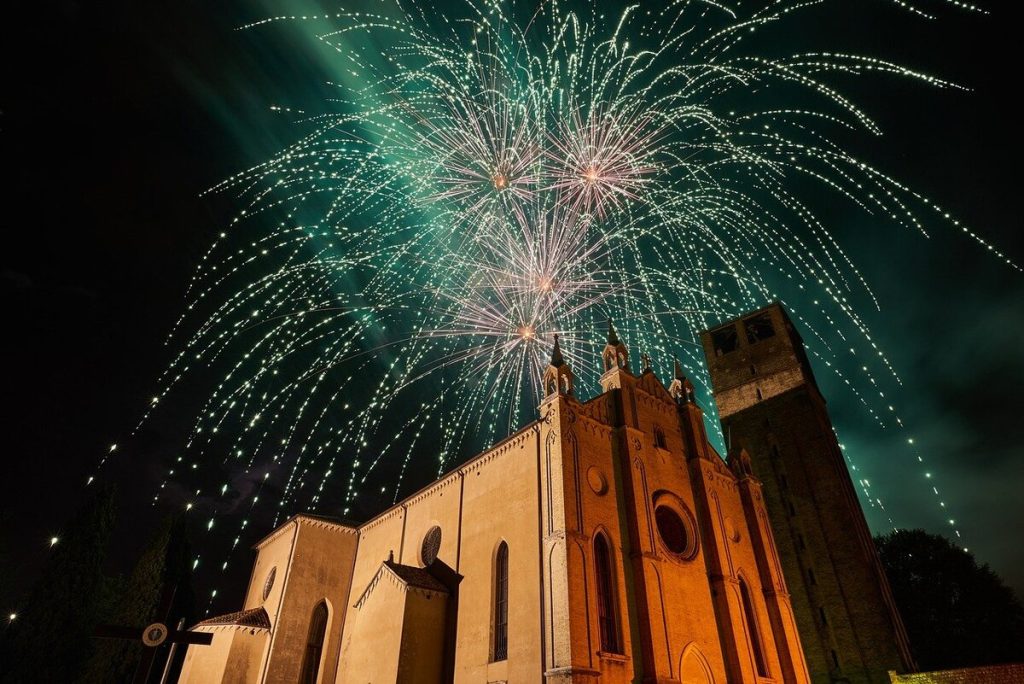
[{"x1": 179, "y1": 323, "x2": 815, "y2": 684}]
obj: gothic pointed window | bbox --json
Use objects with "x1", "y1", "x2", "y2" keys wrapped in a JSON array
[
  {"x1": 654, "y1": 426, "x2": 667, "y2": 449},
  {"x1": 299, "y1": 601, "x2": 329, "y2": 684},
  {"x1": 739, "y1": 578, "x2": 768, "y2": 677},
  {"x1": 492, "y1": 542, "x2": 509, "y2": 661},
  {"x1": 594, "y1": 533, "x2": 621, "y2": 653}
]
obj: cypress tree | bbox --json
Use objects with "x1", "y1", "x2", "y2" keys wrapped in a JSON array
[
  {"x1": 0, "y1": 484, "x2": 117, "y2": 684},
  {"x1": 80, "y1": 514, "x2": 196, "y2": 684}
]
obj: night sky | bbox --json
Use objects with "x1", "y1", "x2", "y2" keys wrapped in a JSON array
[{"x1": 2, "y1": 0, "x2": 1022, "y2": 617}]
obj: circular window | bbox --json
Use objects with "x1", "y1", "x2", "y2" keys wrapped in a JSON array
[
  {"x1": 655, "y1": 505, "x2": 697, "y2": 559},
  {"x1": 421, "y1": 526, "x2": 442, "y2": 566},
  {"x1": 262, "y1": 566, "x2": 277, "y2": 601},
  {"x1": 587, "y1": 466, "x2": 608, "y2": 495}
]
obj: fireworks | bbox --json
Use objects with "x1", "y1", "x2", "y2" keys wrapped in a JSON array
[{"x1": 96, "y1": 0, "x2": 1014, "y2": 593}]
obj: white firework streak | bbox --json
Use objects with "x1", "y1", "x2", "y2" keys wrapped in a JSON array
[{"x1": 95, "y1": 0, "x2": 1011, "y2": 599}]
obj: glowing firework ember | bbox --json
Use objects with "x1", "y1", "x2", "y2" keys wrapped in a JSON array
[{"x1": 98, "y1": 0, "x2": 1014, "y2": 592}]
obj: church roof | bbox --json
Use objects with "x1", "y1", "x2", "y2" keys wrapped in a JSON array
[
  {"x1": 354, "y1": 558, "x2": 451, "y2": 609},
  {"x1": 252, "y1": 512, "x2": 358, "y2": 550},
  {"x1": 384, "y1": 559, "x2": 450, "y2": 593},
  {"x1": 195, "y1": 606, "x2": 271, "y2": 631}
]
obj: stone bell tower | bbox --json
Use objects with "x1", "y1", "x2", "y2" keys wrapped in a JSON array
[{"x1": 700, "y1": 303, "x2": 913, "y2": 684}]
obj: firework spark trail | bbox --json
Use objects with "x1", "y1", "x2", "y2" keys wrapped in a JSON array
[{"x1": 93, "y1": 0, "x2": 1012, "y2": 602}]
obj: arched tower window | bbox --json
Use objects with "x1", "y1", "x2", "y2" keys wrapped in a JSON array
[
  {"x1": 654, "y1": 426, "x2": 667, "y2": 449},
  {"x1": 299, "y1": 601, "x2": 329, "y2": 684},
  {"x1": 594, "y1": 533, "x2": 621, "y2": 653},
  {"x1": 492, "y1": 541, "x2": 509, "y2": 661},
  {"x1": 739, "y1": 578, "x2": 768, "y2": 677}
]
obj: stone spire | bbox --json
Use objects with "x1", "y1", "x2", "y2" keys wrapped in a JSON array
[
  {"x1": 607, "y1": 317, "x2": 620, "y2": 346},
  {"x1": 542, "y1": 334, "x2": 574, "y2": 398},
  {"x1": 601, "y1": 318, "x2": 629, "y2": 373},
  {"x1": 549, "y1": 334, "x2": 565, "y2": 368}
]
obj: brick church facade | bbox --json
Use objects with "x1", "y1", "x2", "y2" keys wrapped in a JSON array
[{"x1": 178, "y1": 304, "x2": 908, "y2": 683}]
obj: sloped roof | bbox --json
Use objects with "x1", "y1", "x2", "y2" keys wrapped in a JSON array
[
  {"x1": 384, "y1": 560, "x2": 449, "y2": 593},
  {"x1": 354, "y1": 559, "x2": 450, "y2": 609},
  {"x1": 195, "y1": 606, "x2": 271, "y2": 630}
]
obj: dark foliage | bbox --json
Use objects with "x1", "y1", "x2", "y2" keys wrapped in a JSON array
[
  {"x1": 79, "y1": 514, "x2": 196, "y2": 684},
  {"x1": 876, "y1": 529, "x2": 1024, "y2": 671},
  {"x1": 0, "y1": 485, "x2": 117, "y2": 684}
]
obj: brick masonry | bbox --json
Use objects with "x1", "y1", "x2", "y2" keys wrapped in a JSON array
[
  {"x1": 888, "y1": 663, "x2": 1024, "y2": 683},
  {"x1": 702, "y1": 303, "x2": 915, "y2": 684}
]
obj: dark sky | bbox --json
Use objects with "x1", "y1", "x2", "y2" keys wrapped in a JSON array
[{"x1": 2, "y1": 0, "x2": 1022, "y2": 618}]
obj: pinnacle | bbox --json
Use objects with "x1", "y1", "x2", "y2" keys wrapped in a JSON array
[
  {"x1": 550, "y1": 334, "x2": 565, "y2": 368},
  {"x1": 606, "y1": 317, "x2": 620, "y2": 346}
]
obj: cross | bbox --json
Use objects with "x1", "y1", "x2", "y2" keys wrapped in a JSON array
[{"x1": 94, "y1": 583, "x2": 212, "y2": 684}]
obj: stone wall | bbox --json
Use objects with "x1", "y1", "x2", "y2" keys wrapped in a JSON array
[{"x1": 888, "y1": 663, "x2": 1024, "y2": 683}]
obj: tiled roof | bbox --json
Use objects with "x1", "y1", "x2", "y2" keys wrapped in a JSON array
[
  {"x1": 384, "y1": 560, "x2": 449, "y2": 593},
  {"x1": 196, "y1": 606, "x2": 271, "y2": 630}
]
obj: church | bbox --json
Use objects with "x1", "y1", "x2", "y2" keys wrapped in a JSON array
[{"x1": 177, "y1": 304, "x2": 911, "y2": 684}]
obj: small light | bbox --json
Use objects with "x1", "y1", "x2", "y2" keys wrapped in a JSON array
[
  {"x1": 8, "y1": 613, "x2": 16, "y2": 622},
  {"x1": 49, "y1": 537, "x2": 59, "y2": 547}
]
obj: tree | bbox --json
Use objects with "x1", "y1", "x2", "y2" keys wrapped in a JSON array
[
  {"x1": 79, "y1": 514, "x2": 196, "y2": 684},
  {"x1": 876, "y1": 529, "x2": 1024, "y2": 671},
  {"x1": 0, "y1": 484, "x2": 117, "y2": 683}
]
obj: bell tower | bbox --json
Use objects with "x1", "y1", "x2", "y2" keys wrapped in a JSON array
[{"x1": 701, "y1": 303, "x2": 913, "y2": 684}]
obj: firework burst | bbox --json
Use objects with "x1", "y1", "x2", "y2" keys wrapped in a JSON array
[{"x1": 97, "y1": 0, "x2": 1014, "y2": 595}]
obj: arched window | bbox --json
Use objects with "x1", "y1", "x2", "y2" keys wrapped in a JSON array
[
  {"x1": 492, "y1": 541, "x2": 509, "y2": 661},
  {"x1": 299, "y1": 601, "x2": 329, "y2": 684},
  {"x1": 594, "y1": 533, "x2": 621, "y2": 653},
  {"x1": 739, "y1": 578, "x2": 768, "y2": 677},
  {"x1": 653, "y1": 426, "x2": 667, "y2": 449}
]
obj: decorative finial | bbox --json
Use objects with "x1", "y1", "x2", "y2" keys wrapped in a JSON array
[
  {"x1": 606, "y1": 317, "x2": 620, "y2": 346},
  {"x1": 641, "y1": 352, "x2": 652, "y2": 372},
  {"x1": 674, "y1": 357, "x2": 686, "y2": 380},
  {"x1": 388, "y1": 549, "x2": 394, "y2": 563},
  {"x1": 550, "y1": 334, "x2": 565, "y2": 368}
]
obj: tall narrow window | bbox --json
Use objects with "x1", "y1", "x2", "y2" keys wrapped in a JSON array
[
  {"x1": 654, "y1": 426, "x2": 667, "y2": 449},
  {"x1": 594, "y1": 533, "x2": 621, "y2": 653},
  {"x1": 299, "y1": 601, "x2": 329, "y2": 684},
  {"x1": 739, "y1": 578, "x2": 768, "y2": 677},
  {"x1": 493, "y1": 542, "x2": 509, "y2": 661}
]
